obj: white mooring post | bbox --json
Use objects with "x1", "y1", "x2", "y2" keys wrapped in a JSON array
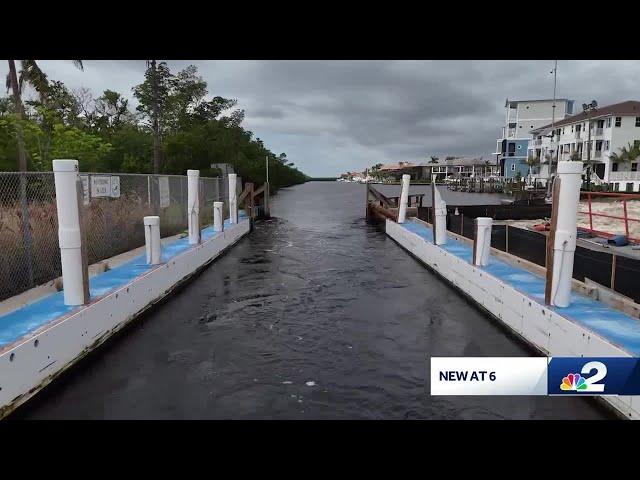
[
  {"x1": 143, "y1": 216, "x2": 161, "y2": 265},
  {"x1": 53, "y1": 159, "x2": 89, "y2": 306},
  {"x1": 187, "y1": 169, "x2": 200, "y2": 245},
  {"x1": 397, "y1": 174, "x2": 410, "y2": 223},
  {"x1": 545, "y1": 161, "x2": 583, "y2": 308},
  {"x1": 432, "y1": 176, "x2": 447, "y2": 245},
  {"x1": 229, "y1": 173, "x2": 238, "y2": 224},
  {"x1": 473, "y1": 217, "x2": 493, "y2": 267},
  {"x1": 213, "y1": 201, "x2": 224, "y2": 232}
]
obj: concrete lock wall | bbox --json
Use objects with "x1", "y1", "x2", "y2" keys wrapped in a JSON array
[
  {"x1": 385, "y1": 218, "x2": 640, "y2": 420},
  {"x1": 0, "y1": 219, "x2": 250, "y2": 417}
]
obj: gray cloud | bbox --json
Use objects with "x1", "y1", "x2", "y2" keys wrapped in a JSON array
[{"x1": 2, "y1": 60, "x2": 640, "y2": 176}]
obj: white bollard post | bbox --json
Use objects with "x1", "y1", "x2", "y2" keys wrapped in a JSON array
[
  {"x1": 53, "y1": 159, "x2": 89, "y2": 306},
  {"x1": 432, "y1": 177, "x2": 447, "y2": 245},
  {"x1": 187, "y1": 170, "x2": 200, "y2": 245},
  {"x1": 397, "y1": 174, "x2": 411, "y2": 223},
  {"x1": 143, "y1": 216, "x2": 161, "y2": 265},
  {"x1": 473, "y1": 217, "x2": 493, "y2": 266},
  {"x1": 213, "y1": 201, "x2": 224, "y2": 232},
  {"x1": 229, "y1": 173, "x2": 238, "y2": 224},
  {"x1": 546, "y1": 161, "x2": 583, "y2": 308}
]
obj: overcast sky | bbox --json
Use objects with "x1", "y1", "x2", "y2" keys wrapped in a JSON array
[{"x1": 2, "y1": 60, "x2": 639, "y2": 177}]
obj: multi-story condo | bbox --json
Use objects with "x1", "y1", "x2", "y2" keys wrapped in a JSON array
[
  {"x1": 494, "y1": 98, "x2": 574, "y2": 178},
  {"x1": 529, "y1": 100, "x2": 640, "y2": 192}
]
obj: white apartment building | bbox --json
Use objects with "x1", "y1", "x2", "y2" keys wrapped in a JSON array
[
  {"x1": 529, "y1": 100, "x2": 640, "y2": 192},
  {"x1": 494, "y1": 98, "x2": 574, "y2": 178}
]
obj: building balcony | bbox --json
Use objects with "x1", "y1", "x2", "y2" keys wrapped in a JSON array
[
  {"x1": 610, "y1": 171, "x2": 640, "y2": 181},
  {"x1": 593, "y1": 150, "x2": 602, "y2": 159},
  {"x1": 575, "y1": 132, "x2": 582, "y2": 139},
  {"x1": 594, "y1": 128, "x2": 604, "y2": 136},
  {"x1": 534, "y1": 139, "x2": 542, "y2": 146}
]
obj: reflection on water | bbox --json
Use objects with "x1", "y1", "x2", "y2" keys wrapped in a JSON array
[{"x1": 19, "y1": 182, "x2": 610, "y2": 419}]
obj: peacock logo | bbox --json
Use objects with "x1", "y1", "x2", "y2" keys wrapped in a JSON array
[{"x1": 560, "y1": 373, "x2": 587, "y2": 391}]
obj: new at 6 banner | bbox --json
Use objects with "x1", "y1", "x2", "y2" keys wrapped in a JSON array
[{"x1": 547, "y1": 357, "x2": 640, "y2": 396}]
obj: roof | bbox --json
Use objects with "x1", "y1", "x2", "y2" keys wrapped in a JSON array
[
  {"x1": 531, "y1": 100, "x2": 640, "y2": 133},
  {"x1": 379, "y1": 162, "x2": 417, "y2": 171},
  {"x1": 505, "y1": 98, "x2": 572, "y2": 107}
]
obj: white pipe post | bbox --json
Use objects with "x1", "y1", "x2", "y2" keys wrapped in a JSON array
[
  {"x1": 143, "y1": 216, "x2": 161, "y2": 264},
  {"x1": 432, "y1": 178, "x2": 447, "y2": 245},
  {"x1": 229, "y1": 173, "x2": 238, "y2": 224},
  {"x1": 187, "y1": 169, "x2": 200, "y2": 244},
  {"x1": 397, "y1": 174, "x2": 410, "y2": 223},
  {"x1": 473, "y1": 217, "x2": 493, "y2": 266},
  {"x1": 53, "y1": 159, "x2": 88, "y2": 306},
  {"x1": 213, "y1": 201, "x2": 224, "y2": 232},
  {"x1": 548, "y1": 161, "x2": 583, "y2": 307}
]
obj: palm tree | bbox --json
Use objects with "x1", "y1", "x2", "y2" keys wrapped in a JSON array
[
  {"x1": 610, "y1": 142, "x2": 640, "y2": 167},
  {"x1": 6, "y1": 60, "x2": 84, "y2": 170},
  {"x1": 526, "y1": 154, "x2": 540, "y2": 177}
]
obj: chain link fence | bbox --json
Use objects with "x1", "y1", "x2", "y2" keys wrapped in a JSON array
[{"x1": 0, "y1": 171, "x2": 241, "y2": 302}]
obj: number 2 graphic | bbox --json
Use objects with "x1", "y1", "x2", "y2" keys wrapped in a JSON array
[{"x1": 581, "y1": 361, "x2": 607, "y2": 392}]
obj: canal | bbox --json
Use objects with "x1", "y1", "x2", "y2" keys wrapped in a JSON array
[{"x1": 18, "y1": 182, "x2": 610, "y2": 419}]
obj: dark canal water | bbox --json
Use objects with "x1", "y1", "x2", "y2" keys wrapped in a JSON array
[{"x1": 18, "y1": 182, "x2": 610, "y2": 419}]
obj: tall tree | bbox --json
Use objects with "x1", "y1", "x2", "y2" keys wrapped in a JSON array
[
  {"x1": 6, "y1": 60, "x2": 27, "y2": 171},
  {"x1": 149, "y1": 60, "x2": 161, "y2": 173}
]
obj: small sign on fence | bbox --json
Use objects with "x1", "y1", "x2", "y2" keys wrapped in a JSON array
[
  {"x1": 91, "y1": 175, "x2": 121, "y2": 198},
  {"x1": 80, "y1": 175, "x2": 90, "y2": 205},
  {"x1": 159, "y1": 176, "x2": 170, "y2": 208}
]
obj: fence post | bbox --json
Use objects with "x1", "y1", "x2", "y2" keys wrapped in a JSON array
[
  {"x1": 506, "y1": 224, "x2": 509, "y2": 253},
  {"x1": 53, "y1": 159, "x2": 90, "y2": 306},
  {"x1": 229, "y1": 173, "x2": 238, "y2": 224},
  {"x1": 187, "y1": 169, "x2": 200, "y2": 244},
  {"x1": 143, "y1": 216, "x2": 161, "y2": 264},
  {"x1": 19, "y1": 172, "x2": 35, "y2": 288},
  {"x1": 611, "y1": 254, "x2": 617, "y2": 291}
]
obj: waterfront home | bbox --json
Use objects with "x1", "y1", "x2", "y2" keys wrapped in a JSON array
[
  {"x1": 529, "y1": 100, "x2": 640, "y2": 192},
  {"x1": 494, "y1": 98, "x2": 575, "y2": 179}
]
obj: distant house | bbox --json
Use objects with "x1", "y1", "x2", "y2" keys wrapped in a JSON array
[
  {"x1": 378, "y1": 162, "x2": 420, "y2": 180},
  {"x1": 416, "y1": 158, "x2": 499, "y2": 181}
]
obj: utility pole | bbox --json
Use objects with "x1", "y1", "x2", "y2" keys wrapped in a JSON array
[
  {"x1": 549, "y1": 60, "x2": 558, "y2": 181},
  {"x1": 583, "y1": 100, "x2": 598, "y2": 191},
  {"x1": 149, "y1": 60, "x2": 161, "y2": 174}
]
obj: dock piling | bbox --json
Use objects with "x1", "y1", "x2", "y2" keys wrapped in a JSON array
[
  {"x1": 545, "y1": 161, "x2": 583, "y2": 307},
  {"x1": 229, "y1": 173, "x2": 238, "y2": 224},
  {"x1": 143, "y1": 216, "x2": 161, "y2": 265},
  {"x1": 397, "y1": 174, "x2": 410, "y2": 223},
  {"x1": 187, "y1": 170, "x2": 200, "y2": 244},
  {"x1": 432, "y1": 177, "x2": 447, "y2": 245},
  {"x1": 53, "y1": 159, "x2": 90, "y2": 306},
  {"x1": 213, "y1": 201, "x2": 224, "y2": 232},
  {"x1": 473, "y1": 217, "x2": 492, "y2": 267}
]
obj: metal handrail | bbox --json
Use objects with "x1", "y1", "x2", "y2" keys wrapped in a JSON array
[{"x1": 579, "y1": 191, "x2": 640, "y2": 242}]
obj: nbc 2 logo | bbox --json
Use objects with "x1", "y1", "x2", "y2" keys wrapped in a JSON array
[{"x1": 560, "y1": 361, "x2": 607, "y2": 393}]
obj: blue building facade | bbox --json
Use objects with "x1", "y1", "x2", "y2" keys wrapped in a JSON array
[{"x1": 498, "y1": 138, "x2": 529, "y2": 178}]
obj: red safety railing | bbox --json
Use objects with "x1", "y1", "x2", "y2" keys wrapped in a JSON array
[{"x1": 578, "y1": 192, "x2": 640, "y2": 243}]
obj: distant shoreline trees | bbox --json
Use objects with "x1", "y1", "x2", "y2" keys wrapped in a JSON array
[{"x1": 1, "y1": 62, "x2": 306, "y2": 192}]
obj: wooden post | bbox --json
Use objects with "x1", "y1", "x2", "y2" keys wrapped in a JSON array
[
  {"x1": 76, "y1": 177, "x2": 90, "y2": 303},
  {"x1": 505, "y1": 224, "x2": 509, "y2": 253},
  {"x1": 545, "y1": 177, "x2": 562, "y2": 305},
  {"x1": 611, "y1": 254, "x2": 617, "y2": 291}
]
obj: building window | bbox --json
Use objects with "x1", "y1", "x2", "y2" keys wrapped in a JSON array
[
  {"x1": 615, "y1": 117, "x2": 622, "y2": 127},
  {"x1": 517, "y1": 145, "x2": 522, "y2": 150},
  {"x1": 511, "y1": 164, "x2": 516, "y2": 171},
  {"x1": 596, "y1": 140, "x2": 603, "y2": 151},
  {"x1": 508, "y1": 142, "x2": 516, "y2": 157},
  {"x1": 632, "y1": 163, "x2": 638, "y2": 172},
  {"x1": 612, "y1": 163, "x2": 619, "y2": 172},
  {"x1": 571, "y1": 126, "x2": 574, "y2": 132},
  {"x1": 605, "y1": 140, "x2": 610, "y2": 150},
  {"x1": 635, "y1": 140, "x2": 640, "y2": 149},
  {"x1": 636, "y1": 117, "x2": 640, "y2": 127},
  {"x1": 606, "y1": 117, "x2": 612, "y2": 128}
]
